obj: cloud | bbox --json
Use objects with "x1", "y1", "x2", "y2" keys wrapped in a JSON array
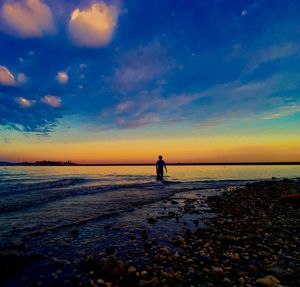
[
  {"x1": 245, "y1": 43, "x2": 300, "y2": 72},
  {"x1": 0, "y1": 93, "x2": 62, "y2": 133},
  {"x1": 0, "y1": 66, "x2": 16, "y2": 86},
  {"x1": 115, "y1": 113, "x2": 160, "y2": 129},
  {"x1": 0, "y1": 66, "x2": 28, "y2": 86},
  {"x1": 262, "y1": 104, "x2": 300, "y2": 120},
  {"x1": 100, "y1": 73, "x2": 300, "y2": 129},
  {"x1": 17, "y1": 73, "x2": 28, "y2": 84},
  {"x1": 114, "y1": 42, "x2": 171, "y2": 92},
  {"x1": 100, "y1": 89, "x2": 200, "y2": 129},
  {"x1": 16, "y1": 97, "x2": 33, "y2": 108},
  {"x1": 56, "y1": 71, "x2": 68, "y2": 84},
  {"x1": 0, "y1": 0, "x2": 55, "y2": 38},
  {"x1": 68, "y1": 2, "x2": 119, "y2": 47},
  {"x1": 42, "y1": 95, "x2": 61, "y2": 108}
]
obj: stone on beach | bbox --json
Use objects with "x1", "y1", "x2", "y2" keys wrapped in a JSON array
[{"x1": 256, "y1": 275, "x2": 280, "y2": 286}]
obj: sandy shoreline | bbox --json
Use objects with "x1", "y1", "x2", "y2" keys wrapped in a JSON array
[{"x1": 1, "y1": 179, "x2": 299, "y2": 286}]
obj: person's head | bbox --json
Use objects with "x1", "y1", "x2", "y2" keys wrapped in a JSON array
[{"x1": 158, "y1": 155, "x2": 163, "y2": 159}]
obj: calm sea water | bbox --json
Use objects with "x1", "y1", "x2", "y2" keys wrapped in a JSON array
[{"x1": 0, "y1": 165, "x2": 299, "y2": 257}]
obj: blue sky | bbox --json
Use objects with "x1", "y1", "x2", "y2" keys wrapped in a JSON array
[{"x1": 0, "y1": 0, "x2": 300, "y2": 162}]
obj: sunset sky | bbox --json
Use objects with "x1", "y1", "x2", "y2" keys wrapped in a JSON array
[{"x1": 0, "y1": 0, "x2": 300, "y2": 163}]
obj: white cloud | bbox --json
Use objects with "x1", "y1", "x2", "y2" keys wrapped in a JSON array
[
  {"x1": 0, "y1": 0, "x2": 55, "y2": 38},
  {"x1": 42, "y1": 95, "x2": 61, "y2": 108},
  {"x1": 68, "y1": 2, "x2": 119, "y2": 47},
  {"x1": 56, "y1": 71, "x2": 68, "y2": 84},
  {"x1": 0, "y1": 65, "x2": 16, "y2": 86},
  {"x1": 16, "y1": 97, "x2": 33, "y2": 108}
]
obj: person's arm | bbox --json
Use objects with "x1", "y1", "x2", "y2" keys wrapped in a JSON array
[{"x1": 164, "y1": 163, "x2": 167, "y2": 172}]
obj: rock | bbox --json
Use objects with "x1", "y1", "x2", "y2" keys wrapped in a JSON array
[
  {"x1": 51, "y1": 257, "x2": 65, "y2": 268},
  {"x1": 212, "y1": 266, "x2": 224, "y2": 277},
  {"x1": 70, "y1": 227, "x2": 79, "y2": 235},
  {"x1": 185, "y1": 228, "x2": 193, "y2": 238},
  {"x1": 193, "y1": 219, "x2": 200, "y2": 225},
  {"x1": 256, "y1": 275, "x2": 280, "y2": 286},
  {"x1": 102, "y1": 257, "x2": 125, "y2": 278},
  {"x1": 105, "y1": 246, "x2": 115, "y2": 255},
  {"x1": 150, "y1": 276, "x2": 159, "y2": 286},
  {"x1": 144, "y1": 242, "x2": 152, "y2": 250},
  {"x1": 168, "y1": 211, "x2": 176, "y2": 218},
  {"x1": 0, "y1": 254, "x2": 30, "y2": 285},
  {"x1": 171, "y1": 200, "x2": 178, "y2": 204},
  {"x1": 158, "y1": 247, "x2": 170, "y2": 255},
  {"x1": 147, "y1": 217, "x2": 157, "y2": 224},
  {"x1": 128, "y1": 266, "x2": 137, "y2": 273},
  {"x1": 267, "y1": 267, "x2": 288, "y2": 278},
  {"x1": 141, "y1": 228, "x2": 148, "y2": 240}
]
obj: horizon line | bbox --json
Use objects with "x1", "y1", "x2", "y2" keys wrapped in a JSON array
[{"x1": 1, "y1": 161, "x2": 300, "y2": 166}]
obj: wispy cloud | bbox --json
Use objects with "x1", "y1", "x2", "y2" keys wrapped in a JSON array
[
  {"x1": 68, "y1": 2, "x2": 119, "y2": 47},
  {"x1": 0, "y1": 0, "x2": 55, "y2": 38},
  {"x1": 245, "y1": 42, "x2": 300, "y2": 73},
  {"x1": 114, "y1": 41, "x2": 171, "y2": 92},
  {"x1": 99, "y1": 73, "x2": 300, "y2": 129}
]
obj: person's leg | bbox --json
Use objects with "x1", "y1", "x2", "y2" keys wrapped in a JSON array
[{"x1": 157, "y1": 167, "x2": 163, "y2": 180}]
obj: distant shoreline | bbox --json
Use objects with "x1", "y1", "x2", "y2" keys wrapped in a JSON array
[{"x1": 1, "y1": 162, "x2": 300, "y2": 166}]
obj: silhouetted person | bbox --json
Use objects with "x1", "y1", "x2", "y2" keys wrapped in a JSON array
[{"x1": 156, "y1": 155, "x2": 167, "y2": 180}]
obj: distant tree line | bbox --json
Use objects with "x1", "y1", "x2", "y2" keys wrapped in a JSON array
[{"x1": 0, "y1": 161, "x2": 77, "y2": 166}]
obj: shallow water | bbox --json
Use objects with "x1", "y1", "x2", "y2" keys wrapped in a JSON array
[{"x1": 0, "y1": 165, "x2": 299, "y2": 247}]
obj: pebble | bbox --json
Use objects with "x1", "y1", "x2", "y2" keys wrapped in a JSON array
[
  {"x1": 256, "y1": 275, "x2": 280, "y2": 286},
  {"x1": 128, "y1": 266, "x2": 137, "y2": 273}
]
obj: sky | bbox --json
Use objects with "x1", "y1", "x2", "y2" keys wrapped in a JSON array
[{"x1": 0, "y1": 0, "x2": 300, "y2": 163}]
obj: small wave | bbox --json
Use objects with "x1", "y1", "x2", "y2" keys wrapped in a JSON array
[
  {"x1": 26, "y1": 190, "x2": 175, "y2": 237},
  {"x1": 0, "y1": 177, "x2": 88, "y2": 196},
  {"x1": 0, "y1": 179, "x2": 253, "y2": 215},
  {"x1": 0, "y1": 180, "x2": 180, "y2": 214}
]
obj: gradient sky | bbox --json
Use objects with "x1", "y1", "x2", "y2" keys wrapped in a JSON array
[{"x1": 0, "y1": 0, "x2": 300, "y2": 163}]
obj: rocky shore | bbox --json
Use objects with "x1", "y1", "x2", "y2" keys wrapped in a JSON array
[
  {"x1": 1, "y1": 179, "x2": 299, "y2": 286},
  {"x1": 79, "y1": 179, "x2": 300, "y2": 287}
]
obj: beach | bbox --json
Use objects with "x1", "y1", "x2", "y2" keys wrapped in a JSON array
[{"x1": 0, "y1": 172, "x2": 299, "y2": 286}]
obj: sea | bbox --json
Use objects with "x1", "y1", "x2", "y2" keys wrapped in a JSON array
[{"x1": 0, "y1": 165, "x2": 299, "y2": 285}]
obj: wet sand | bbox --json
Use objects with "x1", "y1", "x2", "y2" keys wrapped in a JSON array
[{"x1": 1, "y1": 179, "x2": 299, "y2": 286}]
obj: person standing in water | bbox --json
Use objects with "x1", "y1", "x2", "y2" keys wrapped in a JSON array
[{"x1": 156, "y1": 155, "x2": 167, "y2": 180}]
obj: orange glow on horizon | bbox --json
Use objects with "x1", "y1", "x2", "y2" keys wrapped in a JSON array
[{"x1": 2, "y1": 135, "x2": 300, "y2": 164}]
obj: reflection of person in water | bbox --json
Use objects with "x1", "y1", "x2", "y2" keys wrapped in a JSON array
[{"x1": 156, "y1": 155, "x2": 167, "y2": 180}]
